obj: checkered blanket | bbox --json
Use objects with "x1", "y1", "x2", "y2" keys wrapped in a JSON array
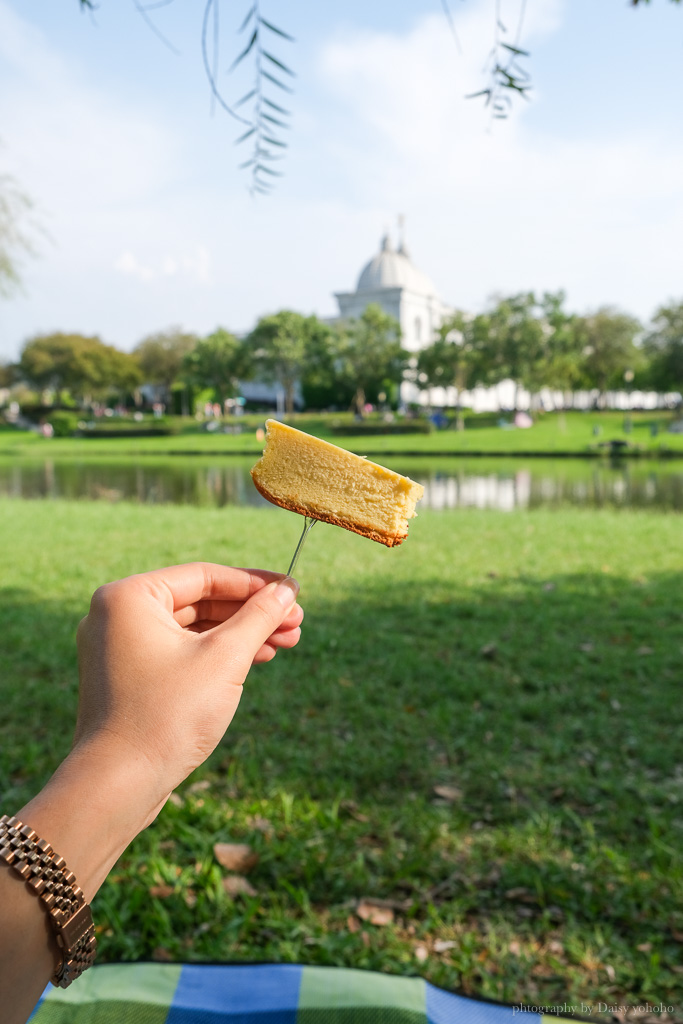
[{"x1": 29, "y1": 962, "x2": 571, "y2": 1024}]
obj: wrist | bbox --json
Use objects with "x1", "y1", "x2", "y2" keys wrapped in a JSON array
[{"x1": 17, "y1": 733, "x2": 170, "y2": 903}]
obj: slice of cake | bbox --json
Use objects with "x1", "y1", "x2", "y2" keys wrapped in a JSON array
[{"x1": 251, "y1": 419, "x2": 424, "y2": 548}]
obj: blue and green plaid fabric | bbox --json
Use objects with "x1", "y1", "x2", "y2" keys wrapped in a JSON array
[{"x1": 29, "y1": 963, "x2": 571, "y2": 1024}]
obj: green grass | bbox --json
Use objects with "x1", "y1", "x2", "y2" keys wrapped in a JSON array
[
  {"x1": 2, "y1": 409, "x2": 683, "y2": 458},
  {"x1": 1, "y1": 499, "x2": 682, "y2": 1014}
]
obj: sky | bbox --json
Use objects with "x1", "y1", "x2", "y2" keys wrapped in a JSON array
[{"x1": 1, "y1": 0, "x2": 683, "y2": 362}]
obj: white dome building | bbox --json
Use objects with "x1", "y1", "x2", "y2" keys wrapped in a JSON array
[{"x1": 333, "y1": 231, "x2": 454, "y2": 404}]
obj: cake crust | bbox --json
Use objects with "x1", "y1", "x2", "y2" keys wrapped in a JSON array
[{"x1": 251, "y1": 474, "x2": 409, "y2": 548}]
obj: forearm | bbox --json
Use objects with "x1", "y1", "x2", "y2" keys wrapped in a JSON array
[
  {"x1": 0, "y1": 736, "x2": 167, "y2": 1024},
  {"x1": 0, "y1": 563, "x2": 302, "y2": 1024}
]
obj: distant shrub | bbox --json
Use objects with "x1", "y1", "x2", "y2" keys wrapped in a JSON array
[
  {"x1": 78, "y1": 427, "x2": 173, "y2": 438},
  {"x1": 330, "y1": 420, "x2": 432, "y2": 436},
  {"x1": 47, "y1": 411, "x2": 80, "y2": 437}
]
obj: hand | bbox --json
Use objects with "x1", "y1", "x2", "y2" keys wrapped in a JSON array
[
  {"x1": 74, "y1": 562, "x2": 302, "y2": 800},
  {"x1": 3, "y1": 563, "x2": 302, "y2": 1023}
]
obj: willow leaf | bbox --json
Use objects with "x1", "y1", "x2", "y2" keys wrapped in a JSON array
[
  {"x1": 262, "y1": 97, "x2": 291, "y2": 115},
  {"x1": 262, "y1": 113, "x2": 290, "y2": 129},
  {"x1": 255, "y1": 164, "x2": 284, "y2": 177},
  {"x1": 230, "y1": 28, "x2": 258, "y2": 71},
  {"x1": 263, "y1": 51, "x2": 296, "y2": 77},
  {"x1": 235, "y1": 126, "x2": 257, "y2": 144},
  {"x1": 262, "y1": 70, "x2": 294, "y2": 93},
  {"x1": 238, "y1": 5, "x2": 257, "y2": 33},
  {"x1": 235, "y1": 87, "x2": 258, "y2": 108},
  {"x1": 259, "y1": 17, "x2": 295, "y2": 42},
  {"x1": 501, "y1": 42, "x2": 530, "y2": 57}
]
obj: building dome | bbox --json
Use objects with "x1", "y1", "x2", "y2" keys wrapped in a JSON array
[{"x1": 356, "y1": 233, "x2": 437, "y2": 297}]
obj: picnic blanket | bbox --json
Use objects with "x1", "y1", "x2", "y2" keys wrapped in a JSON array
[{"x1": 29, "y1": 962, "x2": 571, "y2": 1023}]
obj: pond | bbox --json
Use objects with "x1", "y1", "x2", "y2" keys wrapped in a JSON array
[{"x1": 1, "y1": 456, "x2": 683, "y2": 511}]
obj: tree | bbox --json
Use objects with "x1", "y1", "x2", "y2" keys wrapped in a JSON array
[
  {"x1": 134, "y1": 327, "x2": 197, "y2": 406},
  {"x1": 642, "y1": 300, "x2": 683, "y2": 395},
  {"x1": 416, "y1": 312, "x2": 482, "y2": 428},
  {"x1": 18, "y1": 333, "x2": 140, "y2": 404},
  {"x1": 334, "y1": 304, "x2": 405, "y2": 416},
  {"x1": 299, "y1": 319, "x2": 349, "y2": 411},
  {"x1": 471, "y1": 293, "x2": 549, "y2": 410},
  {"x1": 247, "y1": 310, "x2": 314, "y2": 414},
  {"x1": 0, "y1": 171, "x2": 38, "y2": 298},
  {"x1": 575, "y1": 308, "x2": 643, "y2": 405},
  {"x1": 535, "y1": 291, "x2": 585, "y2": 401},
  {"x1": 94, "y1": 345, "x2": 142, "y2": 399},
  {"x1": 0, "y1": 362, "x2": 15, "y2": 391},
  {"x1": 463, "y1": 291, "x2": 589, "y2": 410},
  {"x1": 183, "y1": 328, "x2": 252, "y2": 407}
]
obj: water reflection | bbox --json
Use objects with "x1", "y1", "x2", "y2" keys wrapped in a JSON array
[
  {"x1": 1, "y1": 458, "x2": 682, "y2": 511},
  {"x1": 420, "y1": 464, "x2": 683, "y2": 510},
  {"x1": 0, "y1": 460, "x2": 266, "y2": 508}
]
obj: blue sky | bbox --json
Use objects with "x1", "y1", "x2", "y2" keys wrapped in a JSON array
[{"x1": 1, "y1": 0, "x2": 682, "y2": 361}]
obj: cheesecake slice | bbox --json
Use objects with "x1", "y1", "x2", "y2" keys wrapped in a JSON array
[{"x1": 251, "y1": 419, "x2": 424, "y2": 548}]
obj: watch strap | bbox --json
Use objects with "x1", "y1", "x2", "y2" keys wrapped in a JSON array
[{"x1": 0, "y1": 813, "x2": 97, "y2": 988}]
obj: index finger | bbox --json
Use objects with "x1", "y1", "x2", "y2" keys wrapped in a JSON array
[{"x1": 131, "y1": 562, "x2": 290, "y2": 612}]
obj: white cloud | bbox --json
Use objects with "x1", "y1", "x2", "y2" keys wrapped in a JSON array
[
  {"x1": 312, "y1": 0, "x2": 683, "y2": 321},
  {"x1": 2, "y1": 0, "x2": 682, "y2": 362},
  {"x1": 0, "y1": 5, "x2": 175, "y2": 207},
  {"x1": 318, "y1": 0, "x2": 564, "y2": 181},
  {"x1": 115, "y1": 252, "x2": 155, "y2": 283},
  {"x1": 114, "y1": 247, "x2": 212, "y2": 286}
]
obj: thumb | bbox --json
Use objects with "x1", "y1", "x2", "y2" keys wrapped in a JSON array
[{"x1": 217, "y1": 577, "x2": 300, "y2": 663}]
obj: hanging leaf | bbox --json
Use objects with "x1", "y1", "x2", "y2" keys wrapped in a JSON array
[
  {"x1": 466, "y1": 88, "x2": 491, "y2": 100},
  {"x1": 212, "y1": 1, "x2": 297, "y2": 193},
  {"x1": 238, "y1": 5, "x2": 257, "y2": 33},
  {"x1": 235, "y1": 126, "x2": 257, "y2": 144},
  {"x1": 200, "y1": 0, "x2": 250, "y2": 126},
  {"x1": 262, "y1": 113, "x2": 290, "y2": 129},
  {"x1": 255, "y1": 164, "x2": 284, "y2": 177},
  {"x1": 229, "y1": 28, "x2": 258, "y2": 72},
  {"x1": 262, "y1": 70, "x2": 294, "y2": 93},
  {"x1": 263, "y1": 97, "x2": 291, "y2": 115},
  {"x1": 263, "y1": 51, "x2": 296, "y2": 77},
  {"x1": 501, "y1": 42, "x2": 529, "y2": 57},
  {"x1": 235, "y1": 87, "x2": 258, "y2": 108},
  {"x1": 259, "y1": 16, "x2": 295, "y2": 42}
]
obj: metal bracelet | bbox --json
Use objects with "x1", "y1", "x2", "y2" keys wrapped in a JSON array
[{"x1": 0, "y1": 813, "x2": 97, "y2": 988}]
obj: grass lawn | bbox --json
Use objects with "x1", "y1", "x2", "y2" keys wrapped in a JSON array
[
  {"x1": 1, "y1": 499, "x2": 682, "y2": 1016},
  {"x1": 2, "y1": 409, "x2": 683, "y2": 458}
]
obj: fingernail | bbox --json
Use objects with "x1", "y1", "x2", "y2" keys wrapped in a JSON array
[{"x1": 271, "y1": 577, "x2": 299, "y2": 609}]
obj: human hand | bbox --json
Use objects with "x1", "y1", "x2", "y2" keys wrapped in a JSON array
[
  {"x1": 74, "y1": 562, "x2": 302, "y2": 803},
  {"x1": 3, "y1": 564, "x2": 302, "y2": 1018}
]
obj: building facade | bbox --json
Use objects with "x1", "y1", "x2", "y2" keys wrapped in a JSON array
[{"x1": 333, "y1": 232, "x2": 454, "y2": 405}]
